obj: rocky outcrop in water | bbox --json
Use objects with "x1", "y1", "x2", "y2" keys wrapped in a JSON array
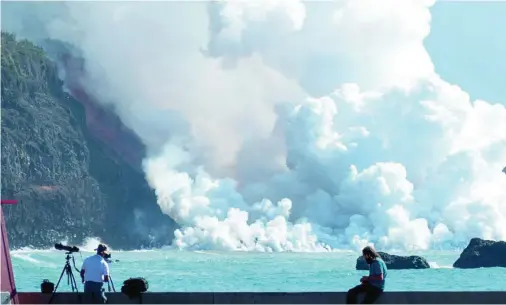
[
  {"x1": 356, "y1": 252, "x2": 430, "y2": 270},
  {"x1": 1, "y1": 32, "x2": 177, "y2": 250},
  {"x1": 453, "y1": 238, "x2": 506, "y2": 269}
]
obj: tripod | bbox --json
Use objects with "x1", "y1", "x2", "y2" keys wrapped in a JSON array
[
  {"x1": 107, "y1": 276, "x2": 116, "y2": 292},
  {"x1": 48, "y1": 252, "x2": 81, "y2": 304},
  {"x1": 105, "y1": 259, "x2": 116, "y2": 293}
]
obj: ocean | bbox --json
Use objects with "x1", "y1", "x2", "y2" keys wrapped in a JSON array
[{"x1": 10, "y1": 247, "x2": 504, "y2": 293}]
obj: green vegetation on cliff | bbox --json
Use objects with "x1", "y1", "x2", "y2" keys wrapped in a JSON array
[{"x1": 1, "y1": 32, "x2": 175, "y2": 249}]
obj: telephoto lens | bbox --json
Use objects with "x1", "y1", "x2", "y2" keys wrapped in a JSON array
[{"x1": 54, "y1": 243, "x2": 80, "y2": 253}]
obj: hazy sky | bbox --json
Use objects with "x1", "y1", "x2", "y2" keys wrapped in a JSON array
[{"x1": 426, "y1": 1, "x2": 505, "y2": 104}]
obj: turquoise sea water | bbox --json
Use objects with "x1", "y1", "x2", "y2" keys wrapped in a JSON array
[{"x1": 10, "y1": 249, "x2": 505, "y2": 292}]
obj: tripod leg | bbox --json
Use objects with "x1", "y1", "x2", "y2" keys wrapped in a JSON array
[
  {"x1": 109, "y1": 278, "x2": 116, "y2": 293},
  {"x1": 68, "y1": 268, "x2": 77, "y2": 292},
  {"x1": 66, "y1": 265, "x2": 82, "y2": 304},
  {"x1": 48, "y1": 264, "x2": 68, "y2": 304},
  {"x1": 72, "y1": 273, "x2": 82, "y2": 303}
]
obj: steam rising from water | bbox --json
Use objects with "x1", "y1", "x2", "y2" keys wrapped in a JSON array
[{"x1": 3, "y1": 0, "x2": 506, "y2": 251}]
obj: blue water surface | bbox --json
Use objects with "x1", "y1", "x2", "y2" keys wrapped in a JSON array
[{"x1": 10, "y1": 250, "x2": 505, "y2": 292}]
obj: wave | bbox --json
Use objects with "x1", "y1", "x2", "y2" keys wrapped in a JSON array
[
  {"x1": 10, "y1": 237, "x2": 104, "y2": 254},
  {"x1": 428, "y1": 261, "x2": 453, "y2": 269}
]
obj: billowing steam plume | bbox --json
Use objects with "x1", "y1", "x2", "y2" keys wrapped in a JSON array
[{"x1": 3, "y1": 0, "x2": 506, "y2": 252}]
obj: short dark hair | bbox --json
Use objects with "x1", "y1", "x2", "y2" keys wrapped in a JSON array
[
  {"x1": 95, "y1": 244, "x2": 109, "y2": 255},
  {"x1": 362, "y1": 246, "x2": 380, "y2": 258}
]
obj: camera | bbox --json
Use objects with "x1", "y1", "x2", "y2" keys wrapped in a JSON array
[
  {"x1": 104, "y1": 252, "x2": 111, "y2": 259},
  {"x1": 54, "y1": 243, "x2": 80, "y2": 253}
]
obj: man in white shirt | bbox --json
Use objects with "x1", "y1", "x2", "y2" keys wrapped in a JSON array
[{"x1": 80, "y1": 244, "x2": 110, "y2": 304}]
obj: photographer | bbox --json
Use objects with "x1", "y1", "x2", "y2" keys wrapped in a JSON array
[{"x1": 80, "y1": 244, "x2": 110, "y2": 304}]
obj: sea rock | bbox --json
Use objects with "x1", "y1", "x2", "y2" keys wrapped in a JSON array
[
  {"x1": 356, "y1": 252, "x2": 430, "y2": 270},
  {"x1": 453, "y1": 238, "x2": 506, "y2": 269}
]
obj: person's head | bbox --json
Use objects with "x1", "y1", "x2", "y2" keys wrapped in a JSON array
[
  {"x1": 362, "y1": 246, "x2": 380, "y2": 264},
  {"x1": 95, "y1": 244, "x2": 109, "y2": 258}
]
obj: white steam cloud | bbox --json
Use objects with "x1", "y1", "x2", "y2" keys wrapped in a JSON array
[{"x1": 3, "y1": 0, "x2": 506, "y2": 252}]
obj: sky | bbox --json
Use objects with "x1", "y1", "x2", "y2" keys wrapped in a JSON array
[{"x1": 426, "y1": 1, "x2": 506, "y2": 104}]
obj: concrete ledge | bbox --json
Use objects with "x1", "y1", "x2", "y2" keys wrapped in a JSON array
[{"x1": 17, "y1": 291, "x2": 506, "y2": 304}]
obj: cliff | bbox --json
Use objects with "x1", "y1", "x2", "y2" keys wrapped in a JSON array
[
  {"x1": 47, "y1": 44, "x2": 146, "y2": 171},
  {"x1": 1, "y1": 32, "x2": 177, "y2": 250}
]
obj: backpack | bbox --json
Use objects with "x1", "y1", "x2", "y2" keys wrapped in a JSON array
[
  {"x1": 40, "y1": 279, "x2": 54, "y2": 294},
  {"x1": 121, "y1": 277, "x2": 149, "y2": 299}
]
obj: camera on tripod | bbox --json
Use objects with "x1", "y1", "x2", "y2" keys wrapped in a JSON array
[
  {"x1": 48, "y1": 244, "x2": 82, "y2": 304},
  {"x1": 54, "y1": 243, "x2": 80, "y2": 253}
]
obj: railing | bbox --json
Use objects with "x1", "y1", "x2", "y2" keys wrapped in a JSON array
[
  {"x1": 1, "y1": 200, "x2": 19, "y2": 305},
  {"x1": 16, "y1": 291, "x2": 506, "y2": 304}
]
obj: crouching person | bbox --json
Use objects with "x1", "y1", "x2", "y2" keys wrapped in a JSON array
[
  {"x1": 80, "y1": 244, "x2": 110, "y2": 304},
  {"x1": 346, "y1": 246, "x2": 387, "y2": 304}
]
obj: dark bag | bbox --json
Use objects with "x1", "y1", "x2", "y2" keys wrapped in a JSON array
[
  {"x1": 121, "y1": 277, "x2": 149, "y2": 299},
  {"x1": 40, "y1": 279, "x2": 54, "y2": 293}
]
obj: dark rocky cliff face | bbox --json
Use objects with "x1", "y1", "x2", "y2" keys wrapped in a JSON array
[{"x1": 1, "y1": 32, "x2": 177, "y2": 250}]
